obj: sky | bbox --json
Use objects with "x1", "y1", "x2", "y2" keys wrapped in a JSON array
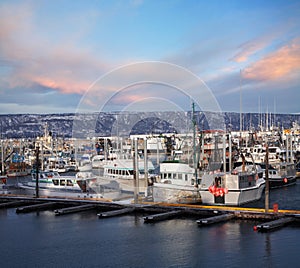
[{"x1": 0, "y1": 0, "x2": 300, "y2": 115}]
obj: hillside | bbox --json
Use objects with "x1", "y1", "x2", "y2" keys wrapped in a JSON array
[{"x1": 0, "y1": 112, "x2": 299, "y2": 139}]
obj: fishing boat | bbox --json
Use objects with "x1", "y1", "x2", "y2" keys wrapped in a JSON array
[
  {"x1": 152, "y1": 160, "x2": 201, "y2": 203},
  {"x1": 77, "y1": 154, "x2": 93, "y2": 172},
  {"x1": 6, "y1": 154, "x2": 31, "y2": 177},
  {"x1": 244, "y1": 144, "x2": 281, "y2": 164},
  {"x1": 199, "y1": 156, "x2": 265, "y2": 206},
  {"x1": 93, "y1": 157, "x2": 156, "y2": 195},
  {"x1": 45, "y1": 157, "x2": 68, "y2": 173},
  {"x1": 152, "y1": 103, "x2": 202, "y2": 203},
  {"x1": 17, "y1": 170, "x2": 100, "y2": 198},
  {"x1": 91, "y1": 154, "x2": 105, "y2": 169},
  {"x1": 6, "y1": 162, "x2": 31, "y2": 177},
  {"x1": 258, "y1": 162, "x2": 296, "y2": 188}
]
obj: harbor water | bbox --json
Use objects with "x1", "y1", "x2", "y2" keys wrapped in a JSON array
[{"x1": 0, "y1": 181, "x2": 299, "y2": 268}]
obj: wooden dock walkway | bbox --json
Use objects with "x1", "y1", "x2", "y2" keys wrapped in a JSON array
[{"x1": 1, "y1": 195, "x2": 299, "y2": 232}]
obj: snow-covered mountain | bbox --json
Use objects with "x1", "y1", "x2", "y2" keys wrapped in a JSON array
[{"x1": 0, "y1": 112, "x2": 299, "y2": 139}]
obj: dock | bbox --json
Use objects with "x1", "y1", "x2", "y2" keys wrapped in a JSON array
[
  {"x1": 0, "y1": 195, "x2": 300, "y2": 232},
  {"x1": 98, "y1": 207, "x2": 135, "y2": 218},
  {"x1": 54, "y1": 204, "x2": 97, "y2": 216},
  {"x1": 254, "y1": 217, "x2": 297, "y2": 232},
  {"x1": 0, "y1": 200, "x2": 34, "y2": 208},
  {"x1": 16, "y1": 202, "x2": 57, "y2": 213},
  {"x1": 143, "y1": 210, "x2": 182, "y2": 223},
  {"x1": 197, "y1": 213, "x2": 235, "y2": 226}
]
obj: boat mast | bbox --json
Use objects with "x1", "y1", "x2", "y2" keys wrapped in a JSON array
[
  {"x1": 192, "y1": 103, "x2": 198, "y2": 185},
  {"x1": 239, "y1": 69, "x2": 243, "y2": 133},
  {"x1": 1, "y1": 140, "x2": 4, "y2": 175},
  {"x1": 35, "y1": 145, "x2": 40, "y2": 198},
  {"x1": 265, "y1": 143, "x2": 269, "y2": 212}
]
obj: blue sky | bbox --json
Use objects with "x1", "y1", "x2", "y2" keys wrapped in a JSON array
[{"x1": 0, "y1": 0, "x2": 300, "y2": 114}]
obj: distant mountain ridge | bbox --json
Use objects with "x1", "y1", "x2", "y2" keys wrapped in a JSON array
[{"x1": 0, "y1": 112, "x2": 299, "y2": 139}]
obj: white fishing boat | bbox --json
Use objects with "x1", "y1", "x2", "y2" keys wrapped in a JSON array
[
  {"x1": 152, "y1": 103, "x2": 202, "y2": 204},
  {"x1": 91, "y1": 154, "x2": 105, "y2": 169},
  {"x1": 244, "y1": 144, "x2": 281, "y2": 164},
  {"x1": 152, "y1": 160, "x2": 201, "y2": 203},
  {"x1": 77, "y1": 154, "x2": 92, "y2": 172},
  {"x1": 199, "y1": 161, "x2": 265, "y2": 206},
  {"x1": 93, "y1": 157, "x2": 156, "y2": 195},
  {"x1": 17, "y1": 170, "x2": 102, "y2": 198},
  {"x1": 45, "y1": 157, "x2": 68, "y2": 173}
]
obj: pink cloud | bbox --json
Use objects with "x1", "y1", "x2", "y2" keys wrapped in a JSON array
[
  {"x1": 0, "y1": 2, "x2": 110, "y2": 95},
  {"x1": 243, "y1": 39, "x2": 300, "y2": 81},
  {"x1": 232, "y1": 39, "x2": 269, "y2": 63},
  {"x1": 231, "y1": 23, "x2": 292, "y2": 63}
]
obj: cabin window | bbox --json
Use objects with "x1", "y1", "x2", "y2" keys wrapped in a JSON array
[
  {"x1": 178, "y1": 174, "x2": 182, "y2": 180},
  {"x1": 128, "y1": 170, "x2": 134, "y2": 175},
  {"x1": 185, "y1": 174, "x2": 188, "y2": 181},
  {"x1": 60, "y1": 180, "x2": 66, "y2": 186},
  {"x1": 52, "y1": 179, "x2": 59, "y2": 185},
  {"x1": 239, "y1": 175, "x2": 253, "y2": 188},
  {"x1": 67, "y1": 180, "x2": 73, "y2": 186},
  {"x1": 173, "y1": 173, "x2": 177, "y2": 179}
]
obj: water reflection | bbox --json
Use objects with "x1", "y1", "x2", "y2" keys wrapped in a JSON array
[{"x1": 264, "y1": 233, "x2": 273, "y2": 266}]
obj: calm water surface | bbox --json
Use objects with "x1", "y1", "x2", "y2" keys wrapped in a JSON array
[{"x1": 0, "y1": 181, "x2": 299, "y2": 268}]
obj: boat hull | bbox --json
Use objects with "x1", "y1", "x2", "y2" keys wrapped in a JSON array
[
  {"x1": 92, "y1": 176, "x2": 147, "y2": 195},
  {"x1": 18, "y1": 184, "x2": 104, "y2": 199},
  {"x1": 269, "y1": 176, "x2": 297, "y2": 189},
  {"x1": 153, "y1": 183, "x2": 201, "y2": 204},
  {"x1": 199, "y1": 182, "x2": 265, "y2": 206}
]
